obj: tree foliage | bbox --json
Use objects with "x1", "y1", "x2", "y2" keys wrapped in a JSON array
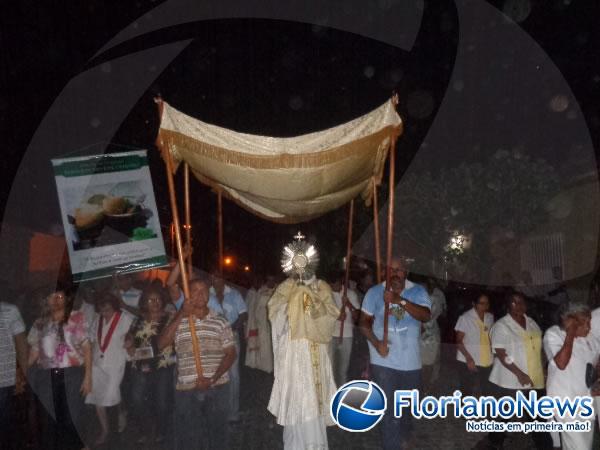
[{"x1": 394, "y1": 149, "x2": 560, "y2": 277}]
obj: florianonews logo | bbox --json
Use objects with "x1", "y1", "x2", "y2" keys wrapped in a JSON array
[{"x1": 330, "y1": 380, "x2": 387, "y2": 432}]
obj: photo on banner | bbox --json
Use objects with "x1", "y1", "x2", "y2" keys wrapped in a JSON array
[{"x1": 52, "y1": 150, "x2": 168, "y2": 281}]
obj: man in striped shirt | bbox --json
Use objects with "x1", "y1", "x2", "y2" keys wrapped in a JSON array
[{"x1": 159, "y1": 277, "x2": 236, "y2": 450}]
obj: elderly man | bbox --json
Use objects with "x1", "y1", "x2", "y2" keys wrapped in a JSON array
[
  {"x1": 159, "y1": 277, "x2": 236, "y2": 450},
  {"x1": 208, "y1": 272, "x2": 247, "y2": 422},
  {"x1": 359, "y1": 257, "x2": 431, "y2": 450}
]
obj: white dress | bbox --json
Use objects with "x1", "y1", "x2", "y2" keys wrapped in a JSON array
[{"x1": 86, "y1": 312, "x2": 133, "y2": 407}]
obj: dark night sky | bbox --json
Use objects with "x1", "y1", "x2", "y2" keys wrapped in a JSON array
[{"x1": 1, "y1": 0, "x2": 599, "y2": 277}]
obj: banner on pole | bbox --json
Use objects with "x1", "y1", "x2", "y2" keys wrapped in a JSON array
[{"x1": 52, "y1": 150, "x2": 168, "y2": 282}]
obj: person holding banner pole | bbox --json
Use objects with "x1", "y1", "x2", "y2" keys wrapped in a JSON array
[
  {"x1": 158, "y1": 277, "x2": 236, "y2": 450},
  {"x1": 359, "y1": 257, "x2": 431, "y2": 450}
]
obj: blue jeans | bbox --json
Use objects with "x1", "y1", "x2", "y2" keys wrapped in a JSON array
[
  {"x1": 174, "y1": 383, "x2": 230, "y2": 450},
  {"x1": 370, "y1": 364, "x2": 421, "y2": 450}
]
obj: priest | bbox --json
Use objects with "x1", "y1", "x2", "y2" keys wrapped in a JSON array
[
  {"x1": 268, "y1": 233, "x2": 339, "y2": 450},
  {"x1": 245, "y1": 275, "x2": 277, "y2": 373}
]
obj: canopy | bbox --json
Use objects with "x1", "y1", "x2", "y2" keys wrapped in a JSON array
[{"x1": 157, "y1": 99, "x2": 402, "y2": 223}]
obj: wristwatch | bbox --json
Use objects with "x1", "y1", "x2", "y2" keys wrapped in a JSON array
[{"x1": 399, "y1": 298, "x2": 407, "y2": 307}]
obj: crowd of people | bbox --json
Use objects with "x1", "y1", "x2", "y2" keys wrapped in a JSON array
[{"x1": 0, "y1": 253, "x2": 600, "y2": 450}]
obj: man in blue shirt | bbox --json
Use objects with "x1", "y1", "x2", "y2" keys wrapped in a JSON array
[
  {"x1": 360, "y1": 257, "x2": 431, "y2": 450},
  {"x1": 209, "y1": 272, "x2": 247, "y2": 422}
]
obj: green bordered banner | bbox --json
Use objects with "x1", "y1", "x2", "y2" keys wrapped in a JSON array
[{"x1": 52, "y1": 150, "x2": 168, "y2": 282}]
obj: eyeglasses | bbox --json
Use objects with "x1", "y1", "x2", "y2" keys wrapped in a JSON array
[{"x1": 147, "y1": 297, "x2": 162, "y2": 303}]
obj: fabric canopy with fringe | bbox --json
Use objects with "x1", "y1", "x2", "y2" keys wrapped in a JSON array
[{"x1": 157, "y1": 99, "x2": 402, "y2": 223}]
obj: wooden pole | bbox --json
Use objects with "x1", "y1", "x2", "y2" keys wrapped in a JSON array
[
  {"x1": 184, "y1": 162, "x2": 193, "y2": 279},
  {"x1": 383, "y1": 130, "x2": 398, "y2": 346},
  {"x1": 217, "y1": 189, "x2": 224, "y2": 276},
  {"x1": 339, "y1": 199, "x2": 355, "y2": 339},
  {"x1": 170, "y1": 222, "x2": 175, "y2": 257},
  {"x1": 155, "y1": 98, "x2": 203, "y2": 378},
  {"x1": 372, "y1": 181, "x2": 382, "y2": 284}
]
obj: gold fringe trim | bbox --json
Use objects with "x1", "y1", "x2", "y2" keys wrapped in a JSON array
[
  {"x1": 158, "y1": 126, "x2": 400, "y2": 171},
  {"x1": 157, "y1": 124, "x2": 403, "y2": 223}
]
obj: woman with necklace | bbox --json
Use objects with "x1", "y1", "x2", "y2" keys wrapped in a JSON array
[
  {"x1": 85, "y1": 291, "x2": 133, "y2": 445},
  {"x1": 124, "y1": 285, "x2": 175, "y2": 444},
  {"x1": 27, "y1": 283, "x2": 92, "y2": 450}
]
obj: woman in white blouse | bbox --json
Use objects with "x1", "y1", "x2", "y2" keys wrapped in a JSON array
[
  {"x1": 487, "y1": 292, "x2": 552, "y2": 450},
  {"x1": 454, "y1": 293, "x2": 494, "y2": 396},
  {"x1": 544, "y1": 302, "x2": 599, "y2": 450}
]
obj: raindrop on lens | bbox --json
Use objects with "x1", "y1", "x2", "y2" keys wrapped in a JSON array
[
  {"x1": 549, "y1": 95, "x2": 569, "y2": 112},
  {"x1": 289, "y1": 96, "x2": 304, "y2": 111},
  {"x1": 452, "y1": 80, "x2": 464, "y2": 92},
  {"x1": 406, "y1": 90, "x2": 434, "y2": 119},
  {"x1": 503, "y1": 0, "x2": 532, "y2": 23}
]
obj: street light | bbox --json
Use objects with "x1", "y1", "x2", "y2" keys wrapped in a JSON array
[
  {"x1": 244, "y1": 265, "x2": 250, "y2": 272},
  {"x1": 223, "y1": 256, "x2": 233, "y2": 266}
]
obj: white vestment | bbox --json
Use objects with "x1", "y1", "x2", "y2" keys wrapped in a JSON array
[
  {"x1": 245, "y1": 285, "x2": 274, "y2": 373},
  {"x1": 268, "y1": 278, "x2": 338, "y2": 450}
]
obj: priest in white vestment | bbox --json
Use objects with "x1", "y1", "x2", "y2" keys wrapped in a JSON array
[
  {"x1": 245, "y1": 276, "x2": 277, "y2": 373},
  {"x1": 268, "y1": 275, "x2": 339, "y2": 450}
]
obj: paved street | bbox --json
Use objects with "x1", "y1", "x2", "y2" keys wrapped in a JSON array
[
  {"x1": 21, "y1": 348, "x2": 590, "y2": 449},
  {"x1": 229, "y1": 363, "x2": 534, "y2": 450},
  {"x1": 76, "y1": 356, "x2": 548, "y2": 450}
]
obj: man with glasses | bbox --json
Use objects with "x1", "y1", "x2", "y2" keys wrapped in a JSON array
[{"x1": 359, "y1": 257, "x2": 431, "y2": 450}]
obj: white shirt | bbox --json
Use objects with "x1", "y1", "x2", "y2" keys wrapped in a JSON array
[
  {"x1": 454, "y1": 308, "x2": 494, "y2": 366},
  {"x1": 0, "y1": 302, "x2": 26, "y2": 388},
  {"x1": 331, "y1": 288, "x2": 360, "y2": 338},
  {"x1": 489, "y1": 314, "x2": 543, "y2": 389},
  {"x1": 590, "y1": 307, "x2": 600, "y2": 345},
  {"x1": 544, "y1": 325, "x2": 600, "y2": 398}
]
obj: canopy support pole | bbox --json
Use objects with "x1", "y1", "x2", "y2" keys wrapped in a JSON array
[
  {"x1": 339, "y1": 199, "x2": 355, "y2": 339},
  {"x1": 155, "y1": 98, "x2": 203, "y2": 378},
  {"x1": 383, "y1": 128, "x2": 399, "y2": 347},
  {"x1": 217, "y1": 189, "x2": 224, "y2": 276},
  {"x1": 184, "y1": 163, "x2": 193, "y2": 278},
  {"x1": 372, "y1": 181, "x2": 382, "y2": 284}
]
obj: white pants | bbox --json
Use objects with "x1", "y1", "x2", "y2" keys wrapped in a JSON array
[
  {"x1": 329, "y1": 337, "x2": 353, "y2": 387},
  {"x1": 283, "y1": 417, "x2": 328, "y2": 450},
  {"x1": 556, "y1": 414, "x2": 594, "y2": 450}
]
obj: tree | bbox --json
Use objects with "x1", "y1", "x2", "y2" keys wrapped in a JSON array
[{"x1": 393, "y1": 149, "x2": 560, "y2": 281}]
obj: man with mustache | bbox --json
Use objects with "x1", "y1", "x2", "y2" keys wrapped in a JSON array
[{"x1": 359, "y1": 257, "x2": 431, "y2": 450}]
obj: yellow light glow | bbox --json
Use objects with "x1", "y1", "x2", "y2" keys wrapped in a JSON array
[
  {"x1": 244, "y1": 265, "x2": 250, "y2": 272},
  {"x1": 224, "y1": 257, "x2": 233, "y2": 266}
]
